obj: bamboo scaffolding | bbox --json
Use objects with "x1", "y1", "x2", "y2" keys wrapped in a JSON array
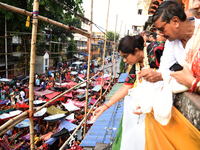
[
  {"x1": 28, "y1": 1, "x2": 39, "y2": 149},
  {"x1": 111, "y1": 15, "x2": 118, "y2": 81},
  {"x1": 83, "y1": 0, "x2": 93, "y2": 137},
  {"x1": 0, "y1": 2, "x2": 91, "y2": 38},
  {"x1": 59, "y1": 72, "x2": 113, "y2": 150},
  {"x1": 0, "y1": 67, "x2": 25, "y2": 73},
  {"x1": 0, "y1": 116, "x2": 27, "y2": 136},
  {"x1": 0, "y1": 2, "x2": 120, "y2": 149},
  {"x1": 114, "y1": 20, "x2": 122, "y2": 80},
  {"x1": 0, "y1": 61, "x2": 116, "y2": 134},
  {"x1": 100, "y1": 0, "x2": 110, "y2": 98}
]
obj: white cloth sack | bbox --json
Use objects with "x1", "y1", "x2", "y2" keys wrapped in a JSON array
[
  {"x1": 171, "y1": 77, "x2": 189, "y2": 94},
  {"x1": 128, "y1": 80, "x2": 155, "y2": 113},
  {"x1": 129, "y1": 79, "x2": 172, "y2": 125},
  {"x1": 120, "y1": 95, "x2": 145, "y2": 150},
  {"x1": 153, "y1": 82, "x2": 173, "y2": 125}
]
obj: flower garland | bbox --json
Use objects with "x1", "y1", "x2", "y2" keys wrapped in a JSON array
[{"x1": 134, "y1": 47, "x2": 150, "y2": 87}]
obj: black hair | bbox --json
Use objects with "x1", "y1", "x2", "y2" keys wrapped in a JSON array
[
  {"x1": 118, "y1": 34, "x2": 144, "y2": 54},
  {"x1": 152, "y1": 0, "x2": 186, "y2": 23}
]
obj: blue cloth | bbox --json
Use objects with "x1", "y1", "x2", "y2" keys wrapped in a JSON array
[
  {"x1": 48, "y1": 70, "x2": 52, "y2": 76},
  {"x1": 45, "y1": 137, "x2": 59, "y2": 145},
  {"x1": 59, "y1": 119, "x2": 77, "y2": 131},
  {"x1": 36, "y1": 79, "x2": 40, "y2": 86},
  {"x1": 46, "y1": 119, "x2": 77, "y2": 145}
]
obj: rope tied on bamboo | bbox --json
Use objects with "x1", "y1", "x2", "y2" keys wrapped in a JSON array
[
  {"x1": 98, "y1": 69, "x2": 103, "y2": 73},
  {"x1": 70, "y1": 26, "x2": 75, "y2": 30},
  {"x1": 26, "y1": 110, "x2": 34, "y2": 119},
  {"x1": 32, "y1": 11, "x2": 39, "y2": 19}
]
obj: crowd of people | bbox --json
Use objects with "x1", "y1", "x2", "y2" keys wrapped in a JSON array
[{"x1": 0, "y1": 63, "x2": 115, "y2": 149}]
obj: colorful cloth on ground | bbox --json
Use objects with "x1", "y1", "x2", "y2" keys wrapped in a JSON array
[
  {"x1": 45, "y1": 92, "x2": 61, "y2": 99},
  {"x1": 0, "y1": 135, "x2": 23, "y2": 150},
  {"x1": 40, "y1": 132, "x2": 54, "y2": 141},
  {"x1": 47, "y1": 105, "x2": 68, "y2": 115},
  {"x1": 0, "y1": 106, "x2": 14, "y2": 114},
  {"x1": 145, "y1": 106, "x2": 200, "y2": 150},
  {"x1": 67, "y1": 99, "x2": 86, "y2": 108},
  {"x1": 34, "y1": 90, "x2": 53, "y2": 96},
  {"x1": 16, "y1": 102, "x2": 29, "y2": 109}
]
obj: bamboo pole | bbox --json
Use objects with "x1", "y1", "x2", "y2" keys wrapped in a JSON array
[
  {"x1": 100, "y1": 0, "x2": 110, "y2": 98},
  {"x1": 0, "y1": 2, "x2": 91, "y2": 38},
  {"x1": 83, "y1": 0, "x2": 93, "y2": 137},
  {"x1": 0, "y1": 3, "x2": 116, "y2": 46},
  {"x1": 5, "y1": 15, "x2": 8, "y2": 78},
  {"x1": 111, "y1": 15, "x2": 118, "y2": 81},
  {"x1": 29, "y1": 1, "x2": 39, "y2": 149},
  {"x1": 24, "y1": 39, "x2": 27, "y2": 76},
  {"x1": 0, "y1": 116, "x2": 27, "y2": 136},
  {"x1": 114, "y1": 20, "x2": 122, "y2": 80}
]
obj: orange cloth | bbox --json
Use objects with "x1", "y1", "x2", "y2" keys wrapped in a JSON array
[{"x1": 145, "y1": 106, "x2": 200, "y2": 150}]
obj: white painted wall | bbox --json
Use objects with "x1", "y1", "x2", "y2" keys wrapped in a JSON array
[{"x1": 35, "y1": 52, "x2": 49, "y2": 74}]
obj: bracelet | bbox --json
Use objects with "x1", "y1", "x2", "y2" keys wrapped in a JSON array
[
  {"x1": 108, "y1": 101, "x2": 114, "y2": 106},
  {"x1": 154, "y1": 68, "x2": 156, "y2": 72},
  {"x1": 194, "y1": 81, "x2": 200, "y2": 93},
  {"x1": 195, "y1": 86, "x2": 200, "y2": 93},
  {"x1": 104, "y1": 103, "x2": 110, "y2": 108},
  {"x1": 189, "y1": 78, "x2": 200, "y2": 93}
]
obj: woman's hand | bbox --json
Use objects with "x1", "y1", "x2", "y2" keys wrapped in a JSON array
[
  {"x1": 170, "y1": 65, "x2": 195, "y2": 88},
  {"x1": 132, "y1": 105, "x2": 143, "y2": 115},
  {"x1": 91, "y1": 105, "x2": 108, "y2": 122}
]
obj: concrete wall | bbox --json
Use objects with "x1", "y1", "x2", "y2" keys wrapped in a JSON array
[
  {"x1": 173, "y1": 92, "x2": 200, "y2": 131},
  {"x1": 35, "y1": 56, "x2": 43, "y2": 74}
]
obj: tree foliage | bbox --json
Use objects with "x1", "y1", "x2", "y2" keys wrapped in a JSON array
[
  {"x1": 106, "y1": 31, "x2": 119, "y2": 42},
  {"x1": 0, "y1": 0, "x2": 83, "y2": 33},
  {"x1": 120, "y1": 58, "x2": 126, "y2": 73},
  {"x1": 0, "y1": 0, "x2": 83, "y2": 73}
]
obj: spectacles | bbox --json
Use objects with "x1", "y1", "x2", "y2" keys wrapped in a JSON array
[
  {"x1": 122, "y1": 53, "x2": 130, "y2": 60},
  {"x1": 156, "y1": 21, "x2": 169, "y2": 33}
]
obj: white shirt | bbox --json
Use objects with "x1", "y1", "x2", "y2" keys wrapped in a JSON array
[
  {"x1": 51, "y1": 73, "x2": 54, "y2": 78},
  {"x1": 20, "y1": 91, "x2": 25, "y2": 100},
  {"x1": 159, "y1": 18, "x2": 200, "y2": 83}
]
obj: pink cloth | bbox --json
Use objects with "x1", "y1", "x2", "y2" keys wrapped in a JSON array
[
  {"x1": 63, "y1": 92, "x2": 73, "y2": 97},
  {"x1": 67, "y1": 99, "x2": 86, "y2": 107},
  {"x1": 45, "y1": 92, "x2": 61, "y2": 99}
]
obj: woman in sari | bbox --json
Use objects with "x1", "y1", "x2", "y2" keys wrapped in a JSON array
[{"x1": 92, "y1": 33, "x2": 165, "y2": 150}]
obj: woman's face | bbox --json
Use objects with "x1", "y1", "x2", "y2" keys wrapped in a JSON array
[{"x1": 119, "y1": 49, "x2": 144, "y2": 66}]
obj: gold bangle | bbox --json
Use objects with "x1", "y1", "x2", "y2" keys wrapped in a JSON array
[
  {"x1": 108, "y1": 101, "x2": 114, "y2": 106},
  {"x1": 154, "y1": 68, "x2": 156, "y2": 72}
]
